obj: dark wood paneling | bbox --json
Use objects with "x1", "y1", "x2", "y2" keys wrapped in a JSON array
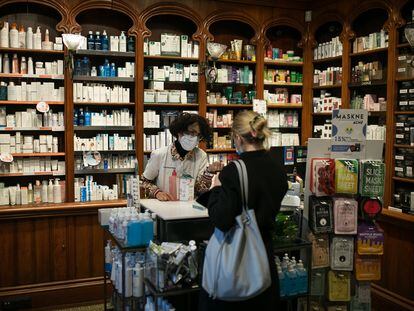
[
  {"x1": 74, "y1": 215, "x2": 92, "y2": 279},
  {"x1": 16, "y1": 220, "x2": 35, "y2": 285},
  {"x1": 50, "y1": 217, "x2": 68, "y2": 281},
  {"x1": 91, "y1": 216, "x2": 104, "y2": 277},
  {"x1": 0, "y1": 222, "x2": 16, "y2": 287},
  {"x1": 34, "y1": 219, "x2": 51, "y2": 283}
]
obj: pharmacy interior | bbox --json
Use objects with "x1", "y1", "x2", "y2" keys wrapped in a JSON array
[{"x1": 0, "y1": 0, "x2": 413, "y2": 310}]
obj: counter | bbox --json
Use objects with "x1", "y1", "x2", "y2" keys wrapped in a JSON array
[{"x1": 140, "y1": 199, "x2": 212, "y2": 242}]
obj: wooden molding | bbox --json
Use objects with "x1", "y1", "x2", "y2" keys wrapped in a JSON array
[
  {"x1": 348, "y1": 0, "x2": 392, "y2": 26},
  {"x1": 261, "y1": 16, "x2": 306, "y2": 48},
  {"x1": 203, "y1": 10, "x2": 260, "y2": 45},
  {"x1": 69, "y1": 0, "x2": 139, "y2": 34},
  {"x1": 372, "y1": 283, "x2": 414, "y2": 311},
  {"x1": 0, "y1": 0, "x2": 69, "y2": 33},
  {"x1": 140, "y1": 2, "x2": 203, "y2": 40},
  {"x1": 310, "y1": 10, "x2": 345, "y2": 34}
]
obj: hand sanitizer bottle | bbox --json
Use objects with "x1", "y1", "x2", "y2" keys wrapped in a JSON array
[
  {"x1": 296, "y1": 260, "x2": 308, "y2": 294},
  {"x1": 286, "y1": 263, "x2": 298, "y2": 296},
  {"x1": 142, "y1": 210, "x2": 154, "y2": 245},
  {"x1": 277, "y1": 267, "x2": 286, "y2": 297}
]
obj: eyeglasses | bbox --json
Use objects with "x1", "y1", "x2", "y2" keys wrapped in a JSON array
[{"x1": 183, "y1": 130, "x2": 201, "y2": 138}]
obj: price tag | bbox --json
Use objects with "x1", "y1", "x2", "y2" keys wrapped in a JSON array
[
  {"x1": 0, "y1": 153, "x2": 14, "y2": 163},
  {"x1": 36, "y1": 101, "x2": 50, "y2": 113}
]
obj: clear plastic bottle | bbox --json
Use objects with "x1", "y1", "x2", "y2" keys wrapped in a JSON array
[
  {"x1": 20, "y1": 56, "x2": 27, "y2": 74},
  {"x1": 277, "y1": 267, "x2": 286, "y2": 297},
  {"x1": 103, "y1": 59, "x2": 110, "y2": 77}
]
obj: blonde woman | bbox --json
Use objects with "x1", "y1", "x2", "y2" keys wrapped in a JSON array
[{"x1": 198, "y1": 111, "x2": 288, "y2": 310}]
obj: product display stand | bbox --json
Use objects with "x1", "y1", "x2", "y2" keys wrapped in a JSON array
[
  {"x1": 273, "y1": 238, "x2": 312, "y2": 310},
  {"x1": 303, "y1": 138, "x2": 384, "y2": 310},
  {"x1": 103, "y1": 227, "x2": 147, "y2": 311}
]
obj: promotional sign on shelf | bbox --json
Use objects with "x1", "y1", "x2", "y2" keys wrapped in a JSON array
[{"x1": 331, "y1": 109, "x2": 368, "y2": 159}]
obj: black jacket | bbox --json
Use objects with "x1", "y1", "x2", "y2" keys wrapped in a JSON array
[{"x1": 198, "y1": 149, "x2": 288, "y2": 311}]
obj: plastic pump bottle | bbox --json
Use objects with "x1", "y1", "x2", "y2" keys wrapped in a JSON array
[
  {"x1": 286, "y1": 263, "x2": 298, "y2": 296},
  {"x1": 47, "y1": 180, "x2": 54, "y2": 203},
  {"x1": 296, "y1": 260, "x2": 308, "y2": 294}
]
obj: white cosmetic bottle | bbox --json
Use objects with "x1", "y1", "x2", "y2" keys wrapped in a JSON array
[
  {"x1": 41, "y1": 180, "x2": 48, "y2": 203},
  {"x1": 9, "y1": 23, "x2": 18, "y2": 48},
  {"x1": 47, "y1": 179, "x2": 54, "y2": 203},
  {"x1": 0, "y1": 21, "x2": 9, "y2": 48},
  {"x1": 26, "y1": 27, "x2": 33, "y2": 49},
  {"x1": 53, "y1": 178, "x2": 62, "y2": 203},
  {"x1": 18, "y1": 25, "x2": 26, "y2": 48},
  {"x1": 34, "y1": 26, "x2": 42, "y2": 50},
  {"x1": 27, "y1": 57, "x2": 34, "y2": 75}
]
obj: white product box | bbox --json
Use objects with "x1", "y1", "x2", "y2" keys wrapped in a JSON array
[
  {"x1": 161, "y1": 34, "x2": 180, "y2": 56},
  {"x1": 144, "y1": 90, "x2": 156, "y2": 103},
  {"x1": 149, "y1": 41, "x2": 161, "y2": 56},
  {"x1": 181, "y1": 35, "x2": 188, "y2": 57},
  {"x1": 169, "y1": 90, "x2": 181, "y2": 103},
  {"x1": 155, "y1": 91, "x2": 168, "y2": 103},
  {"x1": 149, "y1": 81, "x2": 164, "y2": 90}
]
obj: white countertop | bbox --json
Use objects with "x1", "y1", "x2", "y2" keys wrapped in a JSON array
[{"x1": 140, "y1": 199, "x2": 209, "y2": 220}]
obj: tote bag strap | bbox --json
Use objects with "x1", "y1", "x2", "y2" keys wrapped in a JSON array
[{"x1": 234, "y1": 160, "x2": 249, "y2": 214}]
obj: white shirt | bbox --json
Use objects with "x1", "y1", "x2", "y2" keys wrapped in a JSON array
[{"x1": 143, "y1": 144, "x2": 208, "y2": 193}]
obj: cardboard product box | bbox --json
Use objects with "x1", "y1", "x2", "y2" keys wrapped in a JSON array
[
  {"x1": 144, "y1": 90, "x2": 156, "y2": 103},
  {"x1": 168, "y1": 90, "x2": 181, "y2": 103},
  {"x1": 149, "y1": 41, "x2": 161, "y2": 56},
  {"x1": 155, "y1": 91, "x2": 169, "y2": 103},
  {"x1": 160, "y1": 33, "x2": 180, "y2": 56},
  {"x1": 149, "y1": 81, "x2": 164, "y2": 91}
]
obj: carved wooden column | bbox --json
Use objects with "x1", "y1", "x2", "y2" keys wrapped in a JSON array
[
  {"x1": 340, "y1": 23, "x2": 354, "y2": 109},
  {"x1": 300, "y1": 22, "x2": 316, "y2": 145}
]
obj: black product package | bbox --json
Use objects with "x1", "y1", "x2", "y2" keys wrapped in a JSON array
[{"x1": 309, "y1": 196, "x2": 333, "y2": 234}]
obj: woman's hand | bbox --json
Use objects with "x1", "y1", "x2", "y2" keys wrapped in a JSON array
[
  {"x1": 207, "y1": 161, "x2": 224, "y2": 174},
  {"x1": 156, "y1": 191, "x2": 174, "y2": 201},
  {"x1": 211, "y1": 173, "x2": 222, "y2": 189}
]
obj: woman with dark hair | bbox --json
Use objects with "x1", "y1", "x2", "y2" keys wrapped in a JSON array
[{"x1": 142, "y1": 113, "x2": 223, "y2": 201}]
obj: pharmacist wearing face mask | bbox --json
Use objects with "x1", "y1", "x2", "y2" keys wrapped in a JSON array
[{"x1": 142, "y1": 113, "x2": 223, "y2": 201}]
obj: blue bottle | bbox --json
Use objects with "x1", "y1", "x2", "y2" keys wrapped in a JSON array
[
  {"x1": 286, "y1": 264, "x2": 298, "y2": 296},
  {"x1": 126, "y1": 215, "x2": 141, "y2": 247},
  {"x1": 142, "y1": 211, "x2": 154, "y2": 245},
  {"x1": 87, "y1": 31, "x2": 95, "y2": 50},
  {"x1": 101, "y1": 30, "x2": 109, "y2": 51},
  {"x1": 110, "y1": 63, "x2": 116, "y2": 77},
  {"x1": 277, "y1": 267, "x2": 286, "y2": 297},
  {"x1": 103, "y1": 59, "x2": 110, "y2": 77},
  {"x1": 296, "y1": 260, "x2": 308, "y2": 294},
  {"x1": 98, "y1": 65, "x2": 105, "y2": 77},
  {"x1": 95, "y1": 31, "x2": 102, "y2": 50},
  {"x1": 84, "y1": 108, "x2": 91, "y2": 126},
  {"x1": 74, "y1": 58, "x2": 82, "y2": 76},
  {"x1": 73, "y1": 109, "x2": 78, "y2": 125},
  {"x1": 78, "y1": 108, "x2": 84, "y2": 126},
  {"x1": 81, "y1": 57, "x2": 90, "y2": 76}
]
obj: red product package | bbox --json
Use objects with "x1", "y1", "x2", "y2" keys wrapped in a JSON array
[{"x1": 311, "y1": 158, "x2": 335, "y2": 196}]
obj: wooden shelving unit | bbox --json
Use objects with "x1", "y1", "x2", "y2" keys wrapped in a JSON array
[
  {"x1": 0, "y1": 1, "x2": 413, "y2": 310},
  {"x1": 313, "y1": 84, "x2": 342, "y2": 89},
  {"x1": 267, "y1": 103, "x2": 303, "y2": 109},
  {"x1": 11, "y1": 152, "x2": 65, "y2": 157},
  {"x1": 264, "y1": 60, "x2": 303, "y2": 66},
  {"x1": 0, "y1": 100, "x2": 64, "y2": 105}
]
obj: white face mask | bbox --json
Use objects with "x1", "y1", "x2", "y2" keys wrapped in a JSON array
[{"x1": 179, "y1": 134, "x2": 199, "y2": 151}]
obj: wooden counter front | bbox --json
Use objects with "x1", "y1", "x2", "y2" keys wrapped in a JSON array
[{"x1": 0, "y1": 200, "x2": 126, "y2": 309}]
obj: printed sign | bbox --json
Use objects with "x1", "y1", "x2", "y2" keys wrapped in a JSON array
[{"x1": 331, "y1": 109, "x2": 367, "y2": 159}]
